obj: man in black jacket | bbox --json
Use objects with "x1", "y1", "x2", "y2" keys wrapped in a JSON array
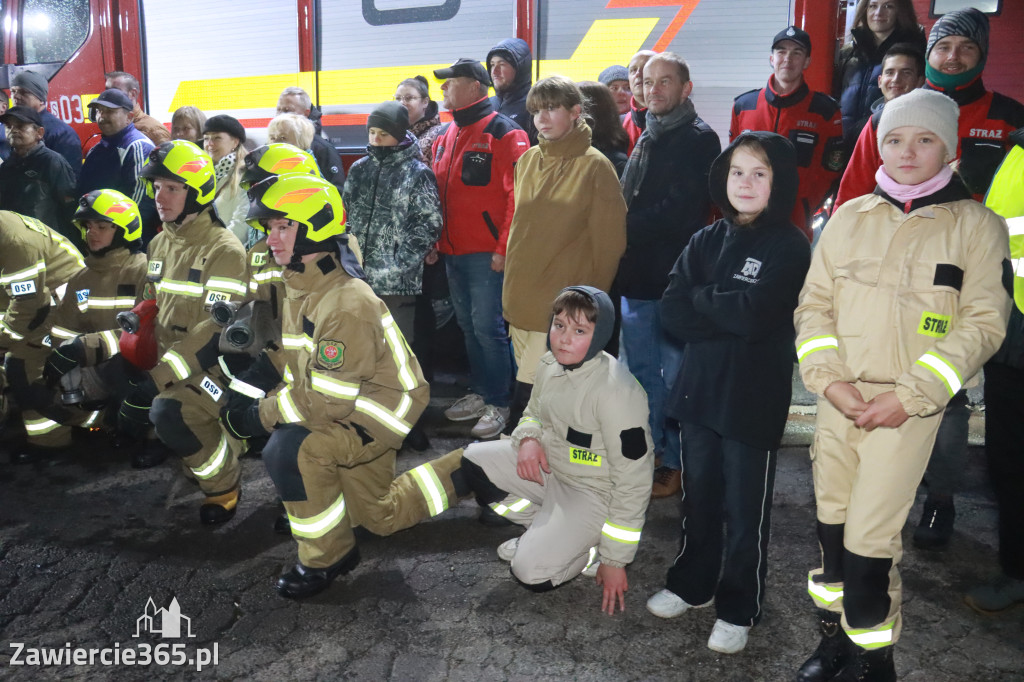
[
  {"x1": 618, "y1": 52, "x2": 721, "y2": 499},
  {"x1": 276, "y1": 86, "x2": 346, "y2": 189},
  {"x1": 0, "y1": 106, "x2": 78, "y2": 248},
  {"x1": 486, "y1": 38, "x2": 538, "y2": 146}
]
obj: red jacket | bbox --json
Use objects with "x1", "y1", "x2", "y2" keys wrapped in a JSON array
[
  {"x1": 623, "y1": 96, "x2": 646, "y2": 155},
  {"x1": 432, "y1": 97, "x2": 529, "y2": 256},
  {"x1": 731, "y1": 78, "x2": 845, "y2": 239},
  {"x1": 836, "y1": 78, "x2": 1024, "y2": 209}
]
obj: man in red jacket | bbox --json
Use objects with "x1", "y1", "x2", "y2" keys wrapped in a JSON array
[
  {"x1": 431, "y1": 58, "x2": 529, "y2": 440},
  {"x1": 836, "y1": 8, "x2": 1024, "y2": 209},
  {"x1": 730, "y1": 27, "x2": 845, "y2": 240}
]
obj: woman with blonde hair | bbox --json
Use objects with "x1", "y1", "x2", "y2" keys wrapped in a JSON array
[{"x1": 266, "y1": 113, "x2": 315, "y2": 151}]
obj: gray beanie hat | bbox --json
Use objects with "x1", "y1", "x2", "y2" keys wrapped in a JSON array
[
  {"x1": 367, "y1": 101, "x2": 410, "y2": 141},
  {"x1": 926, "y1": 7, "x2": 989, "y2": 65},
  {"x1": 877, "y1": 89, "x2": 959, "y2": 162},
  {"x1": 12, "y1": 70, "x2": 48, "y2": 102},
  {"x1": 598, "y1": 65, "x2": 628, "y2": 86}
]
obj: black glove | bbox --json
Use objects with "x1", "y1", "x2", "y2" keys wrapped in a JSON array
[
  {"x1": 117, "y1": 374, "x2": 159, "y2": 439},
  {"x1": 43, "y1": 338, "x2": 85, "y2": 384},
  {"x1": 221, "y1": 403, "x2": 270, "y2": 441}
]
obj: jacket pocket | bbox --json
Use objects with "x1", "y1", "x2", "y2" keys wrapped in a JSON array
[
  {"x1": 789, "y1": 130, "x2": 819, "y2": 168},
  {"x1": 833, "y1": 257, "x2": 882, "y2": 336},
  {"x1": 461, "y1": 150, "x2": 493, "y2": 186}
]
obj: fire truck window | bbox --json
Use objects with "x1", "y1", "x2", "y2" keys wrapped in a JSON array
[{"x1": 20, "y1": 0, "x2": 89, "y2": 64}]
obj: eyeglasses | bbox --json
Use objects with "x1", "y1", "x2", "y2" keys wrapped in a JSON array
[{"x1": 394, "y1": 95, "x2": 423, "y2": 103}]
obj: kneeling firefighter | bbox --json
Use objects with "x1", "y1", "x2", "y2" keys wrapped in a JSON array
[
  {"x1": 118, "y1": 140, "x2": 249, "y2": 523},
  {"x1": 220, "y1": 173, "x2": 463, "y2": 599},
  {"x1": 29, "y1": 190, "x2": 149, "y2": 462}
]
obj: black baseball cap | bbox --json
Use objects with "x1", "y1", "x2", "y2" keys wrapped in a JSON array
[
  {"x1": 772, "y1": 26, "x2": 812, "y2": 56},
  {"x1": 89, "y1": 88, "x2": 134, "y2": 112},
  {"x1": 0, "y1": 106, "x2": 43, "y2": 127},
  {"x1": 433, "y1": 58, "x2": 491, "y2": 86}
]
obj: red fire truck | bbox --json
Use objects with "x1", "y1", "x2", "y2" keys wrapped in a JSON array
[{"x1": 1, "y1": 0, "x2": 1020, "y2": 164}]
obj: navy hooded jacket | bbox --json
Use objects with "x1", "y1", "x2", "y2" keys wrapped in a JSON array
[
  {"x1": 661, "y1": 131, "x2": 811, "y2": 450},
  {"x1": 487, "y1": 38, "x2": 538, "y2": 146}
]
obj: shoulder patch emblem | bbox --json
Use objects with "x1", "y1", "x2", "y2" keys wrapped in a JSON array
[{"x1": 318, "y1": 340, "x2": 345, "y2": 368}]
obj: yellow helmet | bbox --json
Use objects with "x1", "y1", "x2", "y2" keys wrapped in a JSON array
[
  {"x1": 246, "y1": 173, "x2": 347, "y2": 259},
  {"x1": 73, "y1": 189, "x2": 143, "y2": 250},
  {"x1": 139, "y1": 140, "x2": 217, "y2": 214},
  {"x1": 241, "y1": 143, "x2": 321, "y2": 190}
]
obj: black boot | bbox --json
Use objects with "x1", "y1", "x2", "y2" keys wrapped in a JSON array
[
  {"x1": 912, "y1": 496, "x2": 955, "y2": 550},
  {"x1": 275, "y1": 547, "x2": 361, "y2": 599},
  {"x1": 796, "y1": 610, "x2": 856, "y2": 682},
  {"x1": 832, "y1": 645, "x2": 896, "y2": 682},
  {"x1": 403, "y1": 422, "x2": 430, "y2": 452},
  {"x1": 503, "y1": 381, "x2": 533, "y2": 436}
]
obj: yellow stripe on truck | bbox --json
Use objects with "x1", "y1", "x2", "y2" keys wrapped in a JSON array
[{"x1": 168, "y1": 18, "x2": 658, "y2": 112}]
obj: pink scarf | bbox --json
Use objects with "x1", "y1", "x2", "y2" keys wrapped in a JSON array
[{"x1": 874, "y1": 164, "x2": 954, "y2": 203}]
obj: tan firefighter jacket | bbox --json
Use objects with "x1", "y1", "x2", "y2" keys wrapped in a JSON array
[
  {"x1": 257, "y1": 251, "x2": 428, "y2": 451},
  {"x1": 795, "y1": 192, "x2": 1011, "y2": 417},
  {"x1": 0, "y1": 211, "x2": 84, "y2": 353},
  {"x1": 50, "y1": 247, "x2": 147, "y2": 364}
]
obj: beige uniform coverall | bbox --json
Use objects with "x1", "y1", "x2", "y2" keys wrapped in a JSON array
[
  {"x1": 795, "y1": 193, "x2": 1011, "y2": 648},
  {"x1": 467, "y1": 351, "x2": 654, "y2": 585}
]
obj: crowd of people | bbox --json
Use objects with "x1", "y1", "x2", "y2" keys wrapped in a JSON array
[{"x1": 0, "y1": 3, "x2": 1021, "y2": 680}]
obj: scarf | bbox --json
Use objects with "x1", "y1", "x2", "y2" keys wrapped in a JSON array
[
  {"x1": 620, "y1": 98, "x2": 697, "y2": 208},
  {"x1": 214, "y1": 152, "x2": 236, "y2": 186},
  {"x1": 874, "y1": 164, "x2": 954, "y2": 203}
]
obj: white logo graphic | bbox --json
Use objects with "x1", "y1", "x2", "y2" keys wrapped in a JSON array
[
  {"x1": 740, "y1": 258, "x2": 762, "y2": 278},
  {"x1": 134, "y1": 597, "x2": 195, "y2": 639}
]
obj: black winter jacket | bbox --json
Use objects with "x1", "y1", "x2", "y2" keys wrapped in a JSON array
[
  {"x1": 661, "y1": 131, "x2": 811, "y2": 449},
  {"x1": 487, "y1": 38, "x2": 538, "y2": 146},
  {"x1": 833, "y1": 25, "x2": 925, "y2": 148},
  {"x1": 616, "y1": 112, "x2": 720, "y2": 300},
  {"x1": 0, "y1": 144, "x2": 78, "y2": 248}
]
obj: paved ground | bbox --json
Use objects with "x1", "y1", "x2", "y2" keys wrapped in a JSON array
[{"x1": 0, "y1": 372, "x2": 1021, "y2": 681}]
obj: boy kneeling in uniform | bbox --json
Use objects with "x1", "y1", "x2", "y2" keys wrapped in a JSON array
[{"x1": 457, "y1": 286, "x2": 654, "y2": 613}]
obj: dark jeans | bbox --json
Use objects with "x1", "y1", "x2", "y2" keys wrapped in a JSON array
[
  {"x1": 665, "y1": 422, "x2": 777, "y2": 626},
  {"x1": 921, "y1": 390, "x2": 970, "y2": 498},
  {"x1": 983, "y1": 362, "x2": 1024, "y2": 579}
]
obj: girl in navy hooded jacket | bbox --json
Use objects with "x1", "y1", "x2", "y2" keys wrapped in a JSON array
[{"x1": 645, "y1": 131, "x2": 811, "y2": 654}]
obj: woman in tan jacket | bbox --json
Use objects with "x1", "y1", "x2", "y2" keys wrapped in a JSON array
[{"x1": 501, "y1": 75, "x2": 627, "y2": 433}]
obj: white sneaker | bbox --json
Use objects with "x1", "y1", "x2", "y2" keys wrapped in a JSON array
[
  {"x1": 445, "y1": 393, "x2": 486, "y2": 422},
  {"x1": 707, "y1": 619, "x2": 750, "y2": 654},
  {"x1": 497, "y1": 537, "x2": 519, "y2": 562},
  {"x1": 471, "y1": 405, "x2": 510, "y2": 439},
  {"x1": 646, "y1": 589, "x2": 694, "y2": 618}
]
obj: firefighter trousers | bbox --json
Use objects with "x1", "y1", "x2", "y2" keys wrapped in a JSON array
[
  {"x1": 464, "y1": 439, "x2": 603, "y2": 588},
  {"x1": 263, "y1": 422, "x2": 465, "y2": 569},
  {"x1": 808, "y1": 381, "x2": 944, "y2": 649},
  {"x1": 150, "y1": 373, "x2": 241, "y2": 497}
]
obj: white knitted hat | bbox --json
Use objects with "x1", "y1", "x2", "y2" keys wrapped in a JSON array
[{"x1": 877, "y1": 89, "x2": 959, "y2": 162}]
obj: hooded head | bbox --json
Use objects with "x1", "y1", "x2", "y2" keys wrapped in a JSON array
[
  {"x1": 547, "y1": 286, "x2": 614, "y2": 369},
  {"x1": 486, "y1": 38, "x2": 533, "y2": 95},
  {"x1": 708, "y1": 131, "x2": 799, "y2": 228}
]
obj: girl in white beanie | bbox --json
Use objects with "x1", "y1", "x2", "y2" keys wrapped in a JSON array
[{"x1": 792, "y1": 86, "x2": 1011, "y2": 681}]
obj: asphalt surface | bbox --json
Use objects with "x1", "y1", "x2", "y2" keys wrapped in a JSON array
[{"x1": 0, "y1": 371, "x2": 1021, "y2": 681}]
